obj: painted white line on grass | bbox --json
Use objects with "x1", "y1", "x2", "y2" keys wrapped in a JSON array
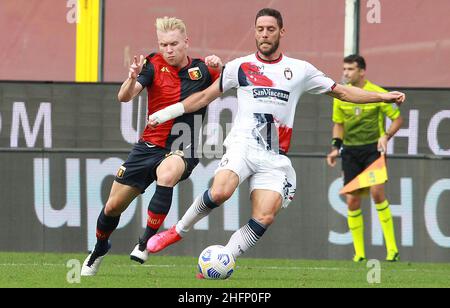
[{"x1": 0, "y1": 263, "x2": 427, "y2": 273}]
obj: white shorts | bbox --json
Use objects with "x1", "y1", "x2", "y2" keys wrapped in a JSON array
[{"x1": 215, "y1": 142, "x2": 297, "y2": 208}]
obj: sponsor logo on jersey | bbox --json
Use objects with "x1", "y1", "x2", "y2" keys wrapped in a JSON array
[
  {"x1": 161, "y1": 66, "x2": 170, "y2": 73},
  {"x1": 239, "y1": 62, "x2": 273, "y2": 87},
  {"x1": 252, "y1": 88, "x2": 290, "y2": 102},
  {"x1": 247, "y1": 63, "x2": 264, "y2": 75},
  {"x1": 284, "y1": 68, "x2": 293, "y2": 80},
  {"x1": 188, "y1": 67, "x2": 203, "y2": 80}
]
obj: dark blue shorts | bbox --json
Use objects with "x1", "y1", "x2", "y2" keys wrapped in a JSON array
[{"x1": 115, "y1": 141, "x2": 198, "y2": 193}]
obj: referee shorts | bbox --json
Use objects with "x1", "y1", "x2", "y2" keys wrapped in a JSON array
[{"x1": 341, "y1": 143, "x2": 381, "y2": 185}]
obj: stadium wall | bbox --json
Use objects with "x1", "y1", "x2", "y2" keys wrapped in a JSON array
[
  {"x1": 1, "y1": 0, "x2": 450, "y2": 87},
  {"x1": 0, "y1": 82, "x2": 449, "y2": 262}
]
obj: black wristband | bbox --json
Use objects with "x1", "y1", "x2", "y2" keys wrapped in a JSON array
[{"x1": 331, "y1": 138, "x2": 343, "y2": 150}]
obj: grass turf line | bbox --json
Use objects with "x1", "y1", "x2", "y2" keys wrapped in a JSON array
[{"x1": 0, "y1": 252, "x2": 448, "y2": 288}]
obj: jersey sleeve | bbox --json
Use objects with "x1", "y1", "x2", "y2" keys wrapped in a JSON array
[
  {"x1": 303, "y1": 62, "x2": 336, "y2": 95},
  {"x1": 381, "y1": 103, "x2": 401, "y2": 120},
  {"x1": 136, "y1": 58, "x2": 154, "y2": 88},
  {"x1": 207, "y1": 67, "x2": 221, "y2": 82},
  {"x1": 220, "y1": 58, "x2": 242, "y2": 93},
  {"x1": 199, "y1": 57, "x2": 222, "y2": 83},
  {"x1": 332, "y1": 99, "x2": 345, "y2": 124}
]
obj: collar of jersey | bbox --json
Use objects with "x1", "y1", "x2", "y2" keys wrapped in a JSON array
[
  {"x1": 158, "y1": 54, "x2": 192, "y2": 72},
  {"x1": 255, "y1": 52, "x2": 283, "y2": 64}
]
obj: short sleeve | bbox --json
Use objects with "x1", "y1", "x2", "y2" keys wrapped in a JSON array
[
  {"x1": 332, "y1": 99, "x2": 345, "y2": 124},
  {"x1": 381, "y1": 103, "x2": 401, "y2": 120},
  {"x1": 303, "y1": 62, "x2": 336, "y2": 95},
  {"x1": 220, "y1": 59, "x2": 242, "y2": 93},
  {"x1": 137, "y1": 59, "x2": 154, "y2": 88},
  {"x1": 207, "y1": 66, "x2": 221, "y2": 82}
]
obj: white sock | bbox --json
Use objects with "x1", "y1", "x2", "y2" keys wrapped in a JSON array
[
  {"x1": 175, "y1": 190, "x2": 219, "y2": 237},
  {"x1": 225, "y1": 219, "x2": 267, "y2": 259}
]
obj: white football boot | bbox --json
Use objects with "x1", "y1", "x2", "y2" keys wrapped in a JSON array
[
  {"x1": 81, "y1": 242, "x2": 111, "y2": 276},
  {"x1": 130, "y1": 242, "x2": 149, "y2": 264}
]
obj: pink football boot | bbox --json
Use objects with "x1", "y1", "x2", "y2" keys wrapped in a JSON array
[{"x1": 147, "y1": 225, "x2": 182, "y2": 253}]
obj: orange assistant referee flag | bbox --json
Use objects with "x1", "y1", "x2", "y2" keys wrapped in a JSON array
[{"x1": 340, "y1": 154, "x2": 388, "y2": 195}]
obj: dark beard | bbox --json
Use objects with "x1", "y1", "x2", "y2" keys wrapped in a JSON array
[{"x1": 256, "y1": 39, "x2": 280, "y2": 57}]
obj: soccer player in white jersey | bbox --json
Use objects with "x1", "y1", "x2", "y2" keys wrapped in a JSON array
[{"x1": 144, "y1": 8, "x2": 406, "y2": 273}]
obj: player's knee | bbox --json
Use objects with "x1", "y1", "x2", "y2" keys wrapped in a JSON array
[
  {"x1": 104, "y1": 198, "x2": 124, "y2": 217},
  {"x1": 157, "y1": 162, "x2": 184, "y2": 187},
  {"x1": 255, "y1": 214, "x2": 275, "y2": 226},
  {"x1": 156, "y1": 171, "x2": 179, "y2": 187},
  {"x1": 210, "y1": 187, "x2": 233, "y2": 205}
]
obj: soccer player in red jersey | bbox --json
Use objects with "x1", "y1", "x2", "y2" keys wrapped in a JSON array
[{"x1": 81, "y1": 17, "x2": 222, "y2": 276}]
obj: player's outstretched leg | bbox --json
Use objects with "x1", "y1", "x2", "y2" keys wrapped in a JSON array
[
  {"x1": 225, "y1": 218, "x2": 268, "y2": 259},
  {"x1": 224, "y1": 189, "x2": 281, "y2": 259},
  {"x1": 196, "y1": 218, "x2": 268, "y2": 281},
  {"x1": 81, "y1": 208, "x2": 120, "y2": 276},
  {"x1": 147, "y1": 170, "x2": 239, "y2": 253},
  {"x1": 147, "y1": 189, "x2": 220, "y2": 253},
  {"x1": 130, "y1": 185, "x2": 173, "y2": 264}
]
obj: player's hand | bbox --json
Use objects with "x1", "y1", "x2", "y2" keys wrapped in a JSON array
[
  {"x1": 146, "y1": 103, "x2": 185, "y2": 129},
  {"x1": 377, "y1": 135, "x2": 389, "y2": 154},
  {"x1": 381, "y1": 91, "x2": 406, "y2": 106},
  {"x1": 205, "y1": 55, "x2": 223, "y2": 70},
  {"x1": 147, "y1": 114, "x2": 160, "y2": 129},
  {"x1": 327, "y1": 149, "x2": 340, "y2": 167},
  {"x1": 129, "y1": 55, "x2": 145, "y2": 79}
]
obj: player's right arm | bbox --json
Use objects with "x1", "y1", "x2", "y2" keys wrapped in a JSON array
[
  {"x1": 147, "y1": 78, "x2": 222, "y2": 127},
  {"x1": 183, "y1": 78, "x2": 222, "y2": 113},
  {"x1": 147, "y1": 57, "x2": 240, "y2": 127},
  {"x1": 118, "y1": 55, "x2": 146, "y2": 102}
]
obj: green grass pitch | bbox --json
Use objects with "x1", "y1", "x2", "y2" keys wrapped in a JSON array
[{"x1": 0, "y1": 252, "x2": 448, "y2": 288}]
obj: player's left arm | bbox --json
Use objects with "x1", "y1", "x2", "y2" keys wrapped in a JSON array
[{"x1": 328, "y1": 84, "x2": 406, "y2": 106}]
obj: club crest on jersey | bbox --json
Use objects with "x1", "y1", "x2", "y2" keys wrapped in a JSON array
[
  {"x1": 284, "y1": 68, "x2": 293, "y2": 80},
  {"x1": 188, "y1": 67, "x2": 202, "y2": 80}
]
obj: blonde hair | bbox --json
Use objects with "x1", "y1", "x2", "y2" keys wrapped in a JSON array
[{"x1": 155, "y1": 17, "x2": 187, "y2": 36}]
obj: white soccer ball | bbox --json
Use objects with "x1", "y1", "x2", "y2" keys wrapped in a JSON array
[{"x1": 198, "y1": 245, "x2": 236, "y2": 280}]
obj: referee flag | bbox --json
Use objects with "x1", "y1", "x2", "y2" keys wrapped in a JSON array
[{"x1": 340, "y1": 155, "x2": 388, "y2": 195}]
